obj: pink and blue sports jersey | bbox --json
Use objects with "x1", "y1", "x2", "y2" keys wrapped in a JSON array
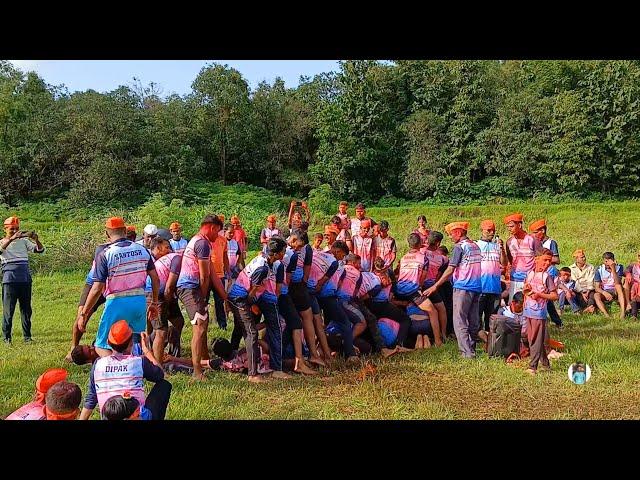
[
  {"x1": 145, "y1": 252, "x2": 182, "y2": 295},
  {"x1": 85, "y1": 243, "x2": 109, "y2": 286},
  {"x1": 337, "y1": 212, "x2": 350, "y2": 230},
  {"x1": 377, "y1": 317, "x2": 399, "y2": 348},
  {"x1": 276, "y1": 249, "x2": 298, "y2": 296},
  {"x1": 594, "y1": 264, "x2": 624, "y2": 291},
  {"x1": 229, "y1": 254, "x2": 279, "y2": 303},
  {"x1": 449, "y1": 238, "x2": 482, "y2": 293},
  {"x1": 261, "y1": 227, "x2": 282, "y2": 254},
  {"x1": 523, "y1": 270, "x2": 556, "y2": 320},
  {"x1": 507, "y1": 234, "x2": 540, "y2": 282},
  {"x1": 307, "y1": 250, "x2": 339, "y2": 297},
  {"x1": 337, "y1": 264, "x2": 363, "y2": 301},
  {"x1": 372, "y1": 269, "x2": 395, "y2": 302},
  {"x1": 93, "y1": 354, "x2": 146, "y2": 411},
  {"x1": 396, "y1": 250, "x2": 428, "y2": 296},
  {"x1": 227, "y1": 238, "x2": 240, "y2": 273},
  {"x1": 176, "y1": 234, "x2": 211, "y2": 290},
  {"x1": 542, "y1": 237, "x2": 559, "y2": 259},
  {"x1": 476, "y1": 239, "x2": 502, "y2": 295},
  {"x1": 94, "y1": 239, "x2": 154, "y2": 297},
  {"x1": 291, "y1": 244, "x2": 313, "y2": 283},
  {"x1": 422, "y1": 248, "x2": 449, "y2": 288},
  {"x1": 374, "y1": 235, "x2": 397, "y2": 268},
  {"x1": 352, "y1": 234, "x2": 374, "y2": 272},
  {"x1": 359, "y1": 271, "x2": 382, "y2": 299},
  {"x1": 169, "y1": 237, "x2": 188, "y2": 255}
]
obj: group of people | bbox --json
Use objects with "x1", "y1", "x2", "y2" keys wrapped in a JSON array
[{"x1": 3, "y1": 201, "x2": 639, "y2": 419}]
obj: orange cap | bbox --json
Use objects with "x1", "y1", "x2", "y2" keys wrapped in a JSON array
[
  {"x1": 126, "y1": 225, "x2": 136, "y2": 233},
  {"x1": 3, "y1": 216, "x2": 19, "y2": 227},
  {"x1": 445, "y1": 221, "x2": 470, "y2": 234},
  {"x1": 480, "y1": 219, "x2": 495, "y2": 230},
  {"x1": 325, "y1": 225, "x2": 340, "y2": 235},
  {"x1": 572, "y1": 249, "x2": 586, "y2": 258},
  {"x1": 35, "y1": 368, "x2": 68, "y2": 396},
  {"x1": 503, "y1": 213, "x2": 524, "y2": 224},
  {"x1": 169, "y1": 222, "x2": 181, "y2": 230},
  {"x1": 230, "y1": 215, "x2": 240, "y2": 225},
  {"x1": 528, "y1": 219, "x2": 546, "y2": 232},
  {"x1": 267, "y1": 215, "x2": 277, "y2": 223},
  {"x1": 105, "y1": 217, "x2": 126, "y2": 229},
  {"x1": 108, "y1": 320, "x2": 133, "y2": 345}
]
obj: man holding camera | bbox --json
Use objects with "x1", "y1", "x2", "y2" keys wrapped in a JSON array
[{"x1": 1, "y1": 216, "x2": 45, "y2": 343}]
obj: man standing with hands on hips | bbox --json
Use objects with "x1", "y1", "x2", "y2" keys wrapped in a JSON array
[{"x1": 1, "y1": 216, "x2": 45, "y2": 344}]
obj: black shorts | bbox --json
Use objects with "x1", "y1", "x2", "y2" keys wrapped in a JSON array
[
  {"x1": 278, "y1": 294, "x2": 302, "y2": 331},
  {"x1": 147, "y1": 293, "x2": 184, "y2": 331},
  {"x1": 289, "y1": 281, "x2": 312, "y2": 312},
  {"x1": 78, "y1": 283, "x2": 106, "y2": 313}
]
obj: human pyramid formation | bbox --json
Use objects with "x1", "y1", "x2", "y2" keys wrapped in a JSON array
[{"x1": 4, "y1": 201, "x2": 639, "y2": 420}]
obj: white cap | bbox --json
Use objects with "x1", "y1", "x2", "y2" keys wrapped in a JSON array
[{"x1": 143, "y1": 224, "x2": 158, "y2": 235}]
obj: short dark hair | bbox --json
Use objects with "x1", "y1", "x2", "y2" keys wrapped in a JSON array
[
  {"x1": 345, "y1": 253, "x2": 361, "y2": 264},
  {"x1": 339, "y1": 201, "x2": 348, "y2": 207},
  {"x1": 428, "y1": 230, "x2": 443, "y2": 246},
  {"x1": 149, "y1": 236, "x2": 169, "y2": 251},
  {"x1": 211, "y1": 337, "x2": 233, "y2": 361},
  {"x1": 201, "y1": 214, "x2": 219, "y2": 226},
  {"x1": 379, "y1": 220, "x2": 389, "y2": 230},
  {"x1": 46, "y1": 381, "x2": 82, "y2": 414},
  {"x1": 71, "y1": 345, "x2": 91, "y2": 365},
  {"x1": 224, "y1": 223, "x2": 233, "y2": 230},
  {"x1": 417, "y1": 215, "x2": 427, "y2": 222},
  {"x1": 291, "y1": 228, "x2": 308, "y2": 245},
  {"x1": 512, "y1": 292, "x2": 524, "y2": 304},
  {"x1": 603, "y1": 252, "x2": 615, "y2": 260},
  {"x1": 408, "y1": 233, "x2": 422, "y2": 249},
  {"x1": 330, "y1": 216, "x2": 341, "y2": 226},
  {"x1": 355, "y1": 203, "x2": 365, "y2": 210},
  {"x1": 332, "y1": 240, "x2": 349, "y2": 255},
  {"x1": 314, "y1": 233, "x2": 324, "y2": 240},
  {"x1": 539, "y1": 248, "x2": 554, "y2": 257},
  {"x1": 102, "y1": 395, "x2": 140, "y2": 420},
  {"x1": 437, "y1": 245, "x2": 449, "y2": 256},
  {"x1": 374, "y1": 257, "x2": 386, "y2": 270},
  {"x1": 267, "y1": 237, "x2": 287, "y2": 255},
  {"x1": 560, "y1": 267, "x2": 572, "y2": 274}
]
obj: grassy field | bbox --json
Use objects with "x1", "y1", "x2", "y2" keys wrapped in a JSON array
[{"x1": 1, "y1": 198, "x2": 640, "y2": 419}]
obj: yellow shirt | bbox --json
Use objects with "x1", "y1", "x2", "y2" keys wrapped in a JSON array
[
  {"x1": 210, "y1": 236, "x2": 228, "y2": 278},
  {"x1": 570, "y1": 263, "x2": 595, "y2": 292}
]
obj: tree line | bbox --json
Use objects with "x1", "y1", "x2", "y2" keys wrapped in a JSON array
[{"x1": 2, "y1": 60, "x2": 639, "y2": 207}]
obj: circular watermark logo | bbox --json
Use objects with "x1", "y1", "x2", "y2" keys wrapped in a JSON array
[{"x1": 568, "y1": 362, "x2": 591, "y2": 385}]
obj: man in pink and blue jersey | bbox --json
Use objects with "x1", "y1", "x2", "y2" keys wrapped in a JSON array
[
  {"x1": 373, "y1": 220, "x2": 397, "y2": 270},
  {"x1": 476, "y1": 219, "x2": 508, "y2": 332},
  {"x1": 176, "y1": 215, "x2": 227, "y2": 381},
  {"x1": 504, "y1": 213, "x2": 543, "y2": 302},
  {"x1": 424, "y1": 222, "x2": 482, "y2": 358},
  {"x1": 228, "y1": 237, "x2": 289, "y2": 382},
  {"x1": 352, "y1": 219, "x2": 375, "y2": 272},
  {"x1": 79, "y1": 321, "x2": 171, "y2": 420},
  {"x1": 169, "y1": 222, "x2": 188, "y2": 254},
  {"x1": 594, "y1": 251, "x2": 626, "y2": 319},
  {"x1": 308, "y1": 241, "x2": 358, "y2": 363},
  {"x1": 420, "y1": 231, "x2": 449, "y2": 345},
  {"x1": 79, "y1": 217, "x2": 160, "y2": 359},
  {"x1": 146, "y1": 237, "x2": 184, "y2": 363}
]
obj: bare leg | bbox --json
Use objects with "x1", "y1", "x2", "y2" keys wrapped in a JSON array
[
  {"x1": 292, "y1": 329, "x2": 317, "y2": 375},
  {"x1": 66, "y1": 307, "x2": 87, "y2": 361},
  {"x1": 417, "y1": 299, "x2": 443, "y2": 347},
  {"x1": 415, "y1": 334, "x2": 423, "y2": 349},
  {"x1": 615, "y1": 285, "x2": 626, "y2": 319},
  {"x1": 191, "y1": 321, "x2": 207, "y2": 380},
  {"x1": 594, "y1": 293, "x2": 610, "y2": 318},
  {"x1": 353, "y1": 321, "x2": 367, "y2": 339},
  {"x1": 435, "y1": 301, "x2": 447, "y2": 343},
  {"x1": 152, "y1": 329, "x2": 167, "y2": 365},
  {"x1": 300, "y1": 308, "x2": 324, "y2": 365},
  {"x1": 313, "y1": 313, "x2": 332, "y2": 360},
  {"x1": 624, "y1": 282, "x2": 632, "y2": 312}
]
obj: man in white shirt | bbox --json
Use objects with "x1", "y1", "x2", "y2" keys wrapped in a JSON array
[{"x1": 0, "y1": 216, "x2": 45, "y2": 343}]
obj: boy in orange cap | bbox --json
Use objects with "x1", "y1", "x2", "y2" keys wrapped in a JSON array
[
  {"x1": 1, "y1": 216, "x2": 45, "y2": 343},
  {"x1": 352, "y1": 219, "x2": 375, "y2": 272},
  {"x1": 169, "y1": 222, "x2": 188, "y2": 254},
  {"x1": 528, "y1": 219, "x2": 559, "y2": 265},
  {"x1": 260, "y1": 215, "x2": 282, "y2": 255},
  {"x1": 5, "y1": 368, "x2": 68, "y2": 420},
  {"x1": 80, "y1": 321, "x2": 171, "y2": 420},
  {"x1": 323, "y1": 225, "x2": 340, "y2": 252},
  {"x1": 78, "y1": 217, "x2": 160, "y2": 358},
  {"x1": 476, "y1": 219, "x2": 508, "y2": 332},
  {"x1": 523, "y1": 249, "x2": 558, "y2": 375},
  {"x1": 423, "y1": 222, "x2": 482, "y2": 358},
  {"x1": 503, "y1": 213, "x2": 542, "y2": 303}
]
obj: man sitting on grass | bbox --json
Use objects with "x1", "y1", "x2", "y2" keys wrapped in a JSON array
[
  {"x1": 624, "y1": 251, "x2": 640, "y2": 319},
  {"x1": 5, "y1": 368, "x2": 69, "y2": 420},
  {"x1": 594, "y1": 252, "x2": 626, "y2": 320},
  {"x1": 570, "y1": 249, "x2": 597, "y2": 314}
]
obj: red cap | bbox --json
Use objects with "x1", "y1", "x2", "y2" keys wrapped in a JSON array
[
  {"x1": 105, "y1": 217, "x2": 126, "y2": 229},
  {"x1": 108, "y1": 320, "x2": 133, "y2": 345},
  {"x1": 3, "y1": 216, "x2": 19, "y2": 227},
  {"x1": 35, "y1": 368, "x2": 68, "y2": 396}
]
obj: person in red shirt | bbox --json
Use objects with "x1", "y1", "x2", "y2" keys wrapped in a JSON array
[{"x1": 230, "y1": 215, "x2": 248, "y2": 260}]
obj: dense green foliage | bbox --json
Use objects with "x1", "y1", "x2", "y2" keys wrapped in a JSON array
[{"x1": 2, "y1": 60, "x2": 640, "y2": 205}]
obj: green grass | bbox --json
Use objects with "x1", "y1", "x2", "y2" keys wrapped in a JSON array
[{"x1": 2, "y1": 196, "x2": 640, "y2": 419}]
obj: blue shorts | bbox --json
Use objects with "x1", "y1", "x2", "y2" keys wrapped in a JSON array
[
  {"x1": 308, "y1": 290, "x2": 321, "y2": 315},
  {"x1": 95, "y1": 295, "x2": 147, "y2": 350}
]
